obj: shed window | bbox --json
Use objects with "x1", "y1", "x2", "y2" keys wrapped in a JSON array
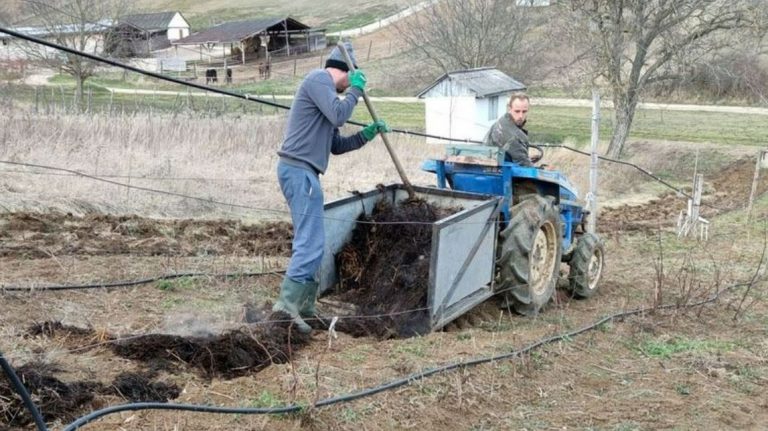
[{"x1": 488, "y1": 96, "x2": 499, "y2": 121}]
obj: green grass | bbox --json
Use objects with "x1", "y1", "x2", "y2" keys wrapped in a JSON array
[
  {"x1": 340, "y1": 345, "x2": 374, "y2": 364},
  {"x1": 156, "y1": 276, "x2": 198, "y2": 292},
  {"x1": 350, "y1": 101, "x2": 425, "y2": 132},
  {"x1": 249, "y1": 390, "x2": 281, "y2": 408},
  {"x1": 232, "y1": 76, "x2": 303, "y2": 96},
  {"x1": 8, "y1": 78, "x2": 768, "y2": 146},
  {"x1": 391, "y1": 337, "x2": 430, "y2": 358},
  {"x1": 531, "y1": 106, "x2": 768, "y2": 146},
  {"x1": 323, "y1": 5, "x2": 401, "y2": 32},
  {"x1": 637, "y1": 336, "x2": 735, "y2": 359},
  {"x1": 133, "y1": 0, "x2": 414, "y2": 32}
]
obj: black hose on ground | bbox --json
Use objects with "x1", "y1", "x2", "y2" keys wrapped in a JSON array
[
  {"x1": 0, "y1": 350, "x2": 49, "y2": 431},
  {"x1": 61, "y1": 282, "x2": 748, "y2": 431}
]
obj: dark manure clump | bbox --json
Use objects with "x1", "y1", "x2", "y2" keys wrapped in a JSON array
[
  {"x1": 0, "y1": 362, "x2": 181, "y2": 427},
  {"x1": 110, "y1": 371, "x2": 180, "y2": 402},
  {"x1": 24, "y1": 319, "x2": 309, "y2": 379},
  {"x1": 0, "y1": 362, "x2": 101, "y2": 427},
  {"x1": 331, "y1": 198, "x2": 458, "y2": 339},
  {"x1": 110, "y1": 318, "x2": 310, "y2": 378}
]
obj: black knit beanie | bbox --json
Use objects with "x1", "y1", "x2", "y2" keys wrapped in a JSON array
[{"x1": 325, "y1": 42, "x2": 357, "y2": 71}]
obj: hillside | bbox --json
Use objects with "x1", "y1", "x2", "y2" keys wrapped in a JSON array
[{"x1": 132, "y1": 0, "x2": 416, "y2": 30}]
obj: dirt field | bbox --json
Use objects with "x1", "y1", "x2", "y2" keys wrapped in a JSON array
[{"x1": 2, "y1": 143, "x2": 767, "y2": 430}]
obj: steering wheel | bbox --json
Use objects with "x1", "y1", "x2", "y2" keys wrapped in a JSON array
[{"x1": 529, "y1": 144, "x2": 544, "y2": 164}]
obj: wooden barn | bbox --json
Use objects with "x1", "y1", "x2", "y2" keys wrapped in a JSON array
[
  {"x1": 107, "y1": 11, "x2": 190, "y2": 57},
  {"x1": 417, "y1": 68, "x2": 527, "y2": 144},
  {"x1": 172, "y1": 17, "x2": 325, "y2": 65}
]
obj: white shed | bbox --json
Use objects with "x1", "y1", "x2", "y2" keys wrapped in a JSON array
[
  {"x1": 416, "y1": 68, "x2": 526, "y2": 144},
  {"x1": 120, "y1": 11, "x2": 190, "y2": 42}
]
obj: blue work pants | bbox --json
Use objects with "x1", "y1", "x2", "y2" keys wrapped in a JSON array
[{"x1": 277, "y1": 161, "x2": 325, "y2": 284}]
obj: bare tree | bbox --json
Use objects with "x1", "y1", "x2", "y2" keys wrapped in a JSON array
[
  {"x1": 395, "y1": 0, "x2": 536, "y2": 74},
  {"x1": 20, "y1": 0, "x2": 133, "y2": 106},
  {"x1": 0, "y1": 1, "x2": 24, "y2": 25},
  {"x1": 565, "y1": 0, "x2": 768, "y2": 158}
]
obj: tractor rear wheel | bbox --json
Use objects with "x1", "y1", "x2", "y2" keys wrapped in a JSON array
[
  {"x1": 568, "y1": 232, "x2": 604, "y2": 298},
  {"x1": 497, "y1": 195, "x2": 562, "y2": 316}
]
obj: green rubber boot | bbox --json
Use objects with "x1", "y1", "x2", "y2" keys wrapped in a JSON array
[
  {"x1": 299, "y1": 280, "x2": 319, "y2": 318},
  {"x1": 272, "y1": 277, "x2": 312, "y2": 334}
]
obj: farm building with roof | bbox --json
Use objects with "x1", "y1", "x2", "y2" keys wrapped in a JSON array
[
  {"x1": 107, "y1": 11, "x2": 190, "y2": 57},
  {"x1": 417, "y1": 68, "x2": 527, "y2": 144},
  {"x1": 172, "y1": 17, "x2": 325, "y2": 65}
]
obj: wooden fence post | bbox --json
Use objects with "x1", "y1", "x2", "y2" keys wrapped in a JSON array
[{"x1": 367, "y1": 40, "x2": 373, "y2": 61}]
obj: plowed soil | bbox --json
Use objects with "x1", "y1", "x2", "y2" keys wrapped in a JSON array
[
  {"x1": 1, "y1": 160, "x2": 767, "y2": 430},
  {"x1": 599, "y1": 157, "x2": 768, "y2": 232},
  {"x1": 0, "y1": 213, "x2": 293, "y2": 259}
]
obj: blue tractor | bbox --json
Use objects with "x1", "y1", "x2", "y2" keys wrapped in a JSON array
[{"x1": 421, "y1": 144, "x2": 605, "y2": 315}]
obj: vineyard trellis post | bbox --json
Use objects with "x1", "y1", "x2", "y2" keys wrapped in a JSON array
[
  {"x1": 587, "y1": 89, "x2": 600, "y2": 235},
  {"x1": 747, "y1": 148, "x2": 768, "y2": 221}
]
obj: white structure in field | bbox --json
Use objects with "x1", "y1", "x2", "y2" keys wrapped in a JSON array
[
  {"x1": 120, "y1": 11, "x2": 190, "y2": 42},
  {"x1": 516, "y1": 0, "x2": 552, "y2": 5},
  {"x1": 0, "y1": 21, "x2": 111, "y2": 60},
  {"x1": 416, "y1": 68, "x2": 526, "y2": 144}
]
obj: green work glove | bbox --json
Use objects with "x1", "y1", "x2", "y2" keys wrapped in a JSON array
[
  {"x1": 361, "y1": 120, "x2": 391, "y2": 141},
  {"x1": 349, "y1": 69, "x2": 367, "y2": 91}
]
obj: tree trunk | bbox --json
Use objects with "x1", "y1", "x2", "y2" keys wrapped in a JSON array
[{"x1": 606, "y1": 98, "x2": 637, "y2": 159}]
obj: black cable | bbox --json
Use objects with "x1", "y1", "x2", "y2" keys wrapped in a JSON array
[
  {"x1": 0, "y1": 159, "x2": 458, "y2": 226},
  {"x1": 0, "y1": 159, "x2": 286, "y2": 215},
  {"x1": 0, "y1": 27, "x2": 291, "y2": 111},
  {"x1": 0, "y1": 350, "x2": 49, "y2": 431},
  {"x1": 61, "y1": 281, "x2": 748, "y2": 431},
  {"x1": 539, "y1": 143, "x2": 727, "y2": 211},
  {"x1": 0, "y1": 270, "x2": 284, "y2": 292},
  {"x1": 0, "y1": 25, "x2": 737, "y2": 211},
  {"x1": 0, "y1": 168, "x2": 270, "y2": 182}
]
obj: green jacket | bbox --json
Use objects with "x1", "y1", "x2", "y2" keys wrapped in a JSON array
[{"x1": 483, "y1": 113, "x2": 532, "y2": 167}]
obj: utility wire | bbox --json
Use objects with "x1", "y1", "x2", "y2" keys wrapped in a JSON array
[
  {"x1": 0, "y1": 26, "x2": 734, "y2": 214},
  {"x1": 0, "y1": 159, "x2": 477, "y2": 226},
  {"x1": 0, "y1": 168, "x2": 269, "y2": 182},
  {"x1": 0, "y1": 270, "x2": 284, "y2": 292}
]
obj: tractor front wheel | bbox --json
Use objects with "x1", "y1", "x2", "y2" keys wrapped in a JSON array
[
  {"x1": 497, "y1": 196, "x2": 562, "y2": 316},
  {"x1": 568, "y1": 232, "x2": 605, "y2": 298}
]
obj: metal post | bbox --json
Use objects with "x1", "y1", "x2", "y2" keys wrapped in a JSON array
[
  {"x1": 284, "y1": 21, "x2": 290, "y2": 56},
  {"x1": 691, "y1": 173, "x2": 703, "y2": 224},
  {"x1": 587, "y1": 89, "x2": 600, "y2": 234},
  {"x1": 747, "y1": 149, "x2": 767, "y2": 220}
]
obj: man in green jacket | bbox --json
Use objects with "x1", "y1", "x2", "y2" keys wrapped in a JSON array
[{"x1": 483, "y1": 93, "x2": 532, "y2": 167}]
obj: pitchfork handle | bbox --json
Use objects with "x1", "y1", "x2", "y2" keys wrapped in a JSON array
[{"x1": 336, "y1": 42, "x2": 416, "y2": 200}]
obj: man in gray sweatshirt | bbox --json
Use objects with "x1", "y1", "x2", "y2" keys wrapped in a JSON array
[{"x1": 274, "y1": 42, "x2": 389, "y2": 333}]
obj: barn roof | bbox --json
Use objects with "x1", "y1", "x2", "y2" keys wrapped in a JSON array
[
  {"x1": 416, "y1": 67, "x2": 526, "y2": 99},
  {"x1": 173, "y1": 17, "x2": 310, "y2": 45},
  {"x1": 120, "y1": 11, "x2": 180, "y2": 31},
  {"x1": 0, "y1": 21, "x2": 113, "y2": 39}
]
